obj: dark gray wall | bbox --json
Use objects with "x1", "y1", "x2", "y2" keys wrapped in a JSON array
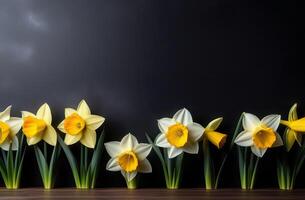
[{"x1": 0, "y1": 0, "x2": 300, "y2": 188}]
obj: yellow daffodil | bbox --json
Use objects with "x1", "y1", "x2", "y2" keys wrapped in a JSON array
[
  {"x1": 22, "y1": 103, "x2": 57, "y2": 146},
  {"x1": 105, "y1": 133, "x2": 152, "y2": 182},
  {"x1": 58, "y1": 100, "x2": 105, "y2": 148},
  {"x1": 155, "y1": 108, "x2": 204, "y2": 158},
  {"x1": 0, "y1": 106, "x2": 22, "y2": 151},
  {"x1": 234, "y1": 113, "x2": 283, "y2": 157},
  {"x1": 204, "y1": 117, "x2": 227, "y2": 149},
  {"x1": 280, "y1": 103, "x2": 305, "y2": 151}
]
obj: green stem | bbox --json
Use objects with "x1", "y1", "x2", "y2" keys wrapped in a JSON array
[
  {"x1": 249, "y1": 156, "x2": 259, "y2": 189},
  {"x1": 203, "y1": 138, "x2": 213, "y2": 189}
]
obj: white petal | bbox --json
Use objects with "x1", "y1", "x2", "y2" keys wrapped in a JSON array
[
  {"x1": 6, "y1": 117, "x2": 22, "y2": 135},
  {"x1": 105, "y1": 141, "x2": 122, "y2": 157},
  {"x1": 65, "y1": 108, "x2": 77, "y2": 117},
  {"x1": 167, "y1": 147, "x2": 183, "y2": 159},
  {"x1": 272, "y1": 132, "x2": 283, "y2": 147},
  {"x1": 0, "y1": 105, "x2": 11, "y2": 122},
  {"x1": 0, "y1": 139, "x2": 11, "y2": 151},
  {"x1": 106, "y1": 157, "x2": 121, "y2": 171},
  {"x1": 243, "y1": 113, "x2": 260, "y2": 131},
  {"x1": 36, "y1": 103, "x2": 52, "y2": 125},
  {"x1": 77, "y1": 100, "x2": 91, "y2": 118},
  {"x1": 27, "y1": 134, "x2": 42, "y2": 145},
  {"x1": 120, "y1": 133, "x2": 138, "y2": 151},
  {"x1": 85, "y1": 115, "x2": 105, "y2": 131},
  {"x1": 157, "y1": 118, "x2": 175, "y2": 133},
  {"x1": 187, "y1": 123, "x2": 204, "y2": 142},
  {"x1": 261, "y1": 114, "x2": 281, "y2": 131},
  {"x1": 134, "y1": 143, "x2": 152, "y2": 160},
  {"x1": 11, "y1": 136, "x2": 19, "y2": 151},
  {"x1": 0, "y1": 136, "x2": 18, "y2": 151},
  {"x1": 80, "y1": 128, "x2": 96, "y2": 148},
  {"x1": 234, "y1": 130, "x2": 254, "y2": 147},
  {"x1": 173, "y1": 108, "x2": 193, "y2": 125},
  {"x1": 183, "y1": 142, "x2": 199, "y2": 154},
  {"x1": 64, "y1": 132, "x2": 82, "y2": 145},
  {"x1": 21, "y1": 111, "x2": 35, "y2": 118},
  {"x1": 121, "y1": 170, "x2": 137, "y2": 182},
  {"x1": 155, "y1": 133, "x2": 171, "y2": 148},
  {"x1": 251, "y1": 145, "x2": 267, "y2": 157},
  {"x1": 137, "y1": 159, "x2": 152, "y2": 173}
]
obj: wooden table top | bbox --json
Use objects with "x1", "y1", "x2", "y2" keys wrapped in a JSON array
[{"x1": 0, "y1": 188, "x2": 304, "y2": 199}]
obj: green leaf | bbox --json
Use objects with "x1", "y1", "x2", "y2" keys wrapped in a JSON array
[
  {"x1": 48, "y1": 144, "x2": 61, "y2": 188},
  {"x1": 34, "y1": 145, "x2": 49, "y2": 184},
  {"x1": 174, "y1": 152, "x2": 184, "y2": 188},
  {"x1": 15, "y1": 147, "x2": 26, "y2": 188},
  {"x1": 57, "y1": 135, "x2": 80, "y2": 187}
]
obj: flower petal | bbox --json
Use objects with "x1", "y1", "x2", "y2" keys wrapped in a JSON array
[
  {"x1": 262, "y1": 114, "x2": 281, "y2": 131},
  {"x1": 43, "y1": 125, "x2": 57, "y2": 146},
  {"x1": 36, "y1": 103, "x2": 52, "y2": 125},
  {"x1": 77, "y1": 100, "x2": 91, "y2": 117},
  {"x1": 57, "y1": 120, "x2": 66, "y2": 133},
  {"x1": 27, "y1": 134, "x2": 42, "y2": 146},
  {"x1": 155, "y1": 133, "x2": 171, "y2": 148},
  {"x1": 120, "y1": 133, "x2": 138, "y2": 151},
  {"x1": 65, "y1": 108, "x2": 77, "y2": 117},
  {"x1": 64, "y1": 132, "x2": 82, "y2": 145},
  {"x1": 167, "y1": 147, "x2": 183, "y2": 159},
  {"x1": 251, "y1": 145, "x2": 267, "y2": 157},
  {"x1": 272, "y1": 132, "x2": 283, "y2": 148},
  {"x1": 243, "y1": 113, "x2": 260, "y2": 131},
  {"x1": 137, "y1": 159, "x2": 152, "y2": 173},
  {"x1": 289, "y1": 103, "x2": 298, "y2": 121},
  {"x1": 183, "y1": 142, "x2": 199, "y2": 154},
  {"x1": 105, "y1": 141, "x2": 122, "y2": 157},
  {"x1": 284, "y1": 128, "x2": 296, "y2": 151},
  {"x1": 80, "y1": 128, "x2": 96, "y2": 148},
  {"x1": 21, "y1": 111, "x2": 35, "y2": 118},
  {"x1": 106, "y1": 157, "x2": 121, "y2": 171},
  {"x1": 205, "y1": 117, "x2": 223, "y2": 131},
  {"x1": 85, "y1": 115, "x2": 105, "y2": 131},
  {"x1": 121, "y1": 170, "x2": 137, "y2": 182},
  {"x1": 234, "y1": 130, "x2": 253, "y2": 147},
  {"x1": 0, "y1": 136, "x2": 18, "y2": 151},
  {"x1": 134, "y1": 143, "x2": 152, "y2": 160},
  {"x1": 6, "y1": 117, "x2": 22, "y2": 135},
  {"x1": 0, "y1": 105, "x2": 11, "y2": 122},
  {"x1": 187, "y1": 123, "x2": 204, "y2": 142},
  {"x1": 157, "y1": 118, "x2": 175, "y2": 133},
  {"x1": 173, "y1": 108, "x2": 193, "y2": 125}
]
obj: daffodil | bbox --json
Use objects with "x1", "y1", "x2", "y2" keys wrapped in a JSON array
[
  {"x1": 0, "y1": 105, "x2": 25, "y2": 189},
  {"x1": 58, "y1": 100, "x2": 105, "y2": 148},
  {"x1": 0, "y1": 106, "x2": 22, "y2": 151},
  {"x1": 105, "y1": 133, "x2": 152, "y2": 189},
  {"x1": 22, "y1": 103, "x2": 57, "y2": 146},
  {"x1": 280, "y1": 103, "x2": 305, "y2": 151},
  {"x1": 204, "y1": 117, "x2": 227, "y2": 149},
  {"x1": 155, "y1": 108, "x2": 204, "y2": 158},
  {"x1": 202, "y1": 117, "x2": 227, "y2": 189},
  {"x1": 234, "y1": 113, "x2": 283, "y2": 157}
]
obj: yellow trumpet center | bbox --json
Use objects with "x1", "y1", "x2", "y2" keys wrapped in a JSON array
[
  {"x1": 252, "y1": 125, "x2": 276, "y2": 148},
  {"x1": 0, "y1": 121, "x2": 10, "y2": 144},
  {"x1": 64, "y1": 113, "x2": 85, "y2": 135},
  {"x1": 23, "y1": 116, "x2": 47, "y2": 138},
  {"x1": 117, "y1": 151, "x2": 138, "y2": 172},
  {"x1": 166, "y1": 123, "x2": 188, "y2": 148}
]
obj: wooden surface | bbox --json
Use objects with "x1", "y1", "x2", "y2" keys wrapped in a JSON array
[{"x1": 0, "y1": 188, "x2": 304, "y2": 199}]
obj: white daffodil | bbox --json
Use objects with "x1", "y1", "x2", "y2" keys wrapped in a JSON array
[
  {"x1": 22, "y1": 103, "x2": 57, "y2": 146},
  {"x1": 105, "y1": 133, "x2": 152, "y2": 182},
  {"x1": 0, "y1": 106, "x2": 22, "y2": 151},
  {"x1": 58, "y1": 100, "x2": 105, "y2": 148},
  {"x1": 155, "y1": 108, "x2": 204, "y2": 159},
  {"x1": 234, "y1": 113, "x2": 283, "y2": 157}
]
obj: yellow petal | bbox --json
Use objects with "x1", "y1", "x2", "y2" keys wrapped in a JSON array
[
  {"x1": 205, "y1": 117, "x2": 223, "y2": 131},
  {"x1": 0, "y1": 105, "x2": 11, "y2": 122},
  {"x1": 77, "y1": 100, "x2": 91, "y2": 118},
  {"x1": 284, "y1": 128, "x2": 296, "y2": 151},
  {"x1": 80, "y1": 128, "x2": 96, "y2": 148},
  {"x1": 57, "y1": 120, "x2": 66, "y2": 133},
  {"x1": 21, "y1": 111, "x2": 35, "y2": 118},
  {"x1": 36, "y1": 103, "x2": 52, "y2": 125},
  {"x1": 0, "y1": 121, "x2": 10, "y2": 144},
  {"x1": 281, "y1": 118, "x2": 305, "y2": 132},
  {"x1": 65, "y1": 108, "x2": 77, "y2": 118},
  {"x1": 288, "y1": 103, "x2": 298, "y2": 121},
  {"x1": 27, "y1": 134, "x2": 42, "y2": 145},
  {"x1": 64, "y1": 132, "x2": 82, "y2": 145},
  {"x1": 43, "y1": 125, "x2": 57, "y2": 146},
  {"x1": 85, "y1": 115, "x2": 105, "y2": 130},
  {"x1": 295, "y1": 131, "x2": 302, "y2": 146},
  {"x1": 205, "y1": 131, "x2": 227, "y2": 149}
]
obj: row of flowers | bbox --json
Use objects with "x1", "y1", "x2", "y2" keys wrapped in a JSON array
[{"x1": 0, "y1": 100, "x2": 304, "y2": 190}]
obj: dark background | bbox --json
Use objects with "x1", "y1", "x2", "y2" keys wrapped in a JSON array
[{"x1": 0, "y1": 0, "x2": 301, "y2": 188}]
